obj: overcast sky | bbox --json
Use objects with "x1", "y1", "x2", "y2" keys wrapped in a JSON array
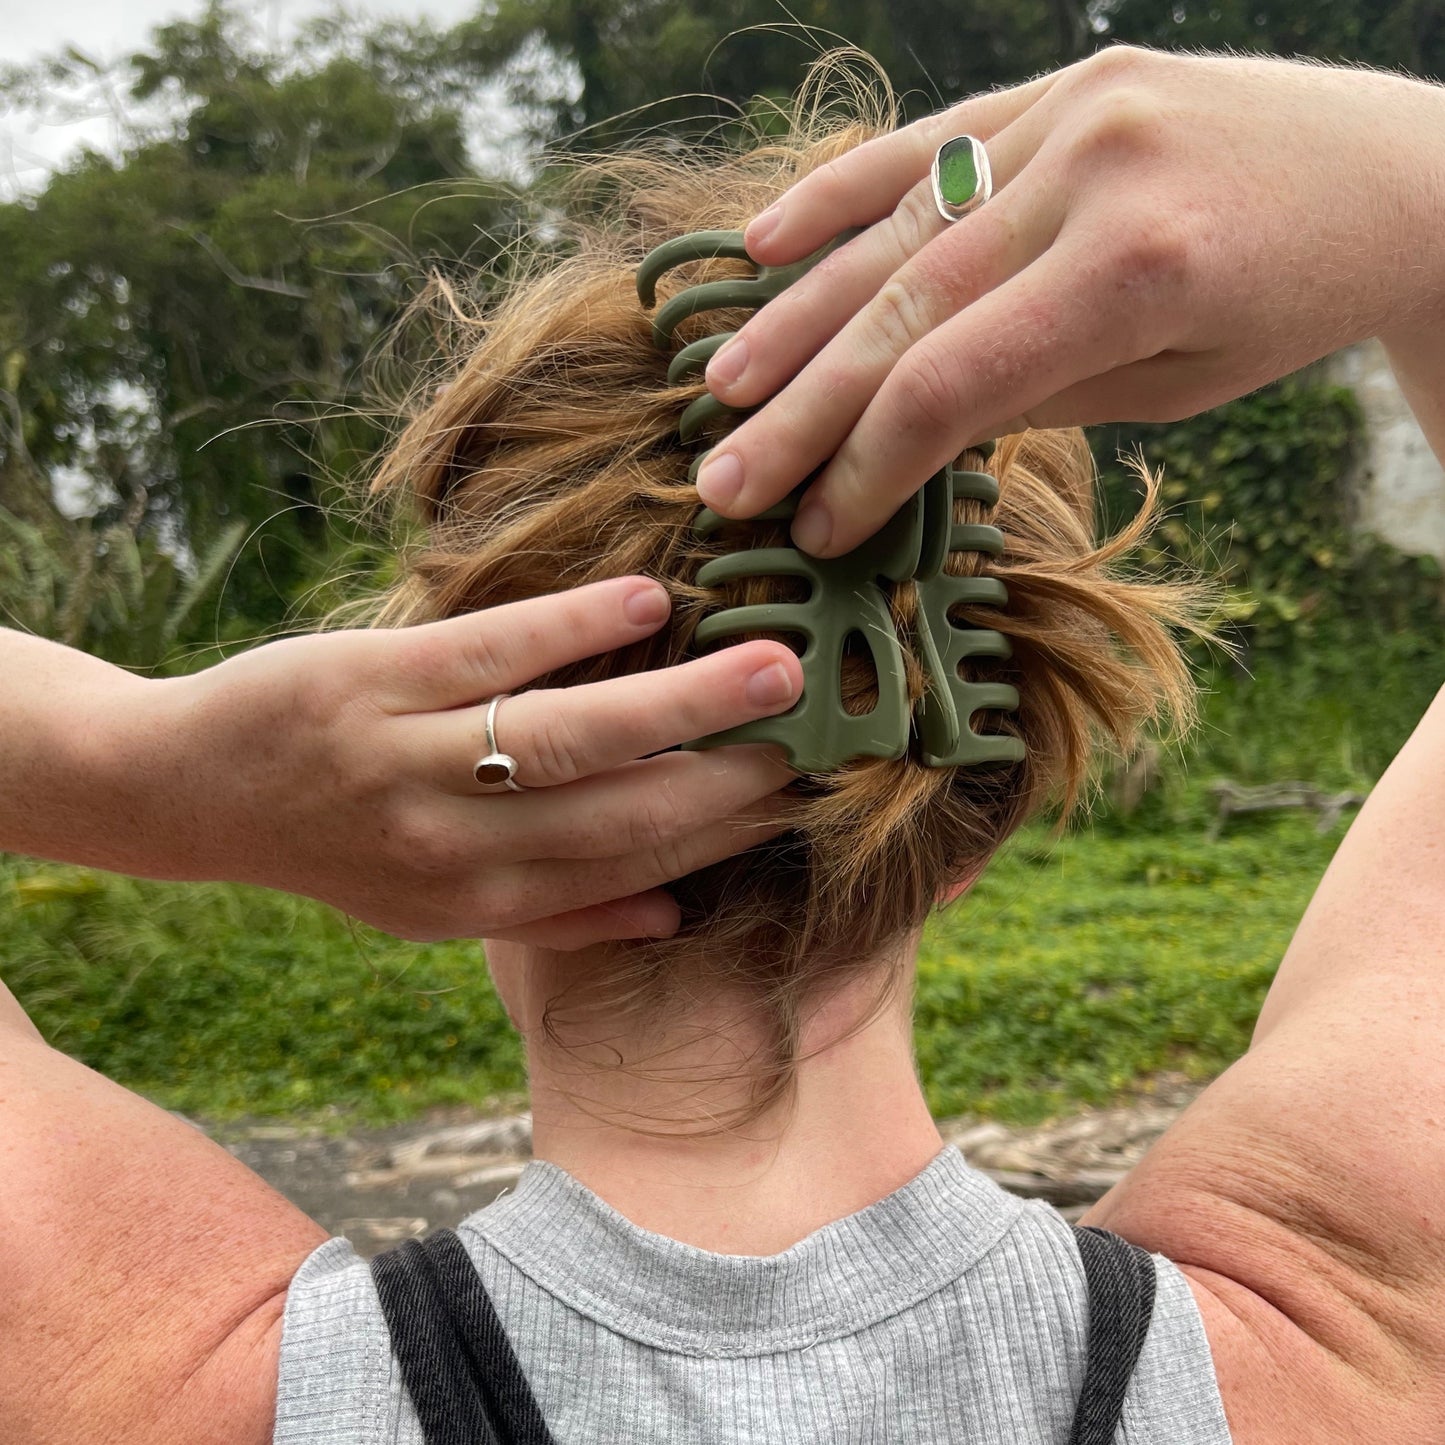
[{"x1": 1, "y1": 0, "x2": 486, "y2": 196}]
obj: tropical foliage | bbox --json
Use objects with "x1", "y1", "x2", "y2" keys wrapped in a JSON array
[
  {"x1": 3, "y1": 0, "x2": 1441, "y2": 666},
  {"x1": 3, "y1": 0, "x2": 1444, "y2": 1123}
]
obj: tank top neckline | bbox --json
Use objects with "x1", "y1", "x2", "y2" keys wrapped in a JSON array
[{"x1": 458, "y1": 1145, "x2": 1031, "y2": 1357}]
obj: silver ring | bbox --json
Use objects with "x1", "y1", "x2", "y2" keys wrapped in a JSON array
[
  {"x1": 930, "y1": 134, "x2": 992, "y2": 223},
  {"x1": 472, "y1": 694, "x2": 527, "y2": 793}
]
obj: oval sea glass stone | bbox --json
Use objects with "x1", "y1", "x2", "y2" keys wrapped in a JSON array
[{"x1": 937, "y1": 137, "x2": 980, "y2": 208}]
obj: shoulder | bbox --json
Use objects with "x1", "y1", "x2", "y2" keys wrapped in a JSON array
[
  {"x1": 1176, "y1": 1264, "x2": 1380, "y2": 1445},
  {"x1": 1088, "y1": 1136, "x2": 1445, "y2": 1445},
  {"x1": 1025, "y1": 1209, "x2": 1233, "y2": 1444},
  {"x1": 0, "y1": 1029, "x2": 328, "y2": 1445},
  {"x1": 271, "y1": 1236, "x2": 406, "y2": 1445}
]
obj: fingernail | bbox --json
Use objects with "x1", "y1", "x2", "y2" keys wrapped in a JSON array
[
  {"x1": 623, "y1": 581, "x2": 671, "y2": 626},
  {"x1": 695, "y1": 451, "x2": 743, "y2": 512},
  {"x1": 706, "y1": 335, "x2": 749, "y2": 390},
  {"x1": 641, "y1": 897, "x2": 682, "y2": 938},
  {"x1": 746, "y1": 203, "x2": 784, "y2": 249},
  {"x1": 746, "y1": 661, "x2": 798, "y2": 709},
  {"x1": 791, "y1": 500, "x2": 832, "y2": 556}
]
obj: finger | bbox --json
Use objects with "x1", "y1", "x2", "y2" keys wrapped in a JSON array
[
  {"x1": 696, "y1": 170, "x2": 1063, "y2": 524},
  {"x1": 484, "y1": 890, "x2": 684, "y2": 950},
  {"x1": 798, "y1": 240, "x2": 1157, "y2": 556},
  {"x1": 743, "y1": 70, "x2": 1062, "y2": 266},
  {"x1": 420, "y1": 640, "x2": 802, "y2": 791},
  {"x1": 705, "y1": 115, "x2": 1048, "y2": 416},
  {"x1": 458, "y1": 749, "x2": 794, "y2": 863},
  {"x1": 380, "y1": 576, "x2": 676, "y2": 711},
  {"x1": 1006, "y1": 349, "x2": 1231, "y2": 433},
  {"x1": 481, "y1": 804, "x2": 789, "y2": 931}
]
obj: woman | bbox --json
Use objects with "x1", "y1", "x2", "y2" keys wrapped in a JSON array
[{"x1": 3, "y1": 48, "x2": 1445, "y2": 1445}]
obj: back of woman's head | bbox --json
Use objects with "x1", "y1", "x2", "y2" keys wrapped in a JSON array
[{"x1": 368, "y1": 64, "x2": 1202, "y2": 1111}]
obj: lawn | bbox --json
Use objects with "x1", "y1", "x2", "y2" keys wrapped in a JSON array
[
  {"x1": 0, "y1": 810, "x2": 1339, "y2": 1128},
  {"x1": 916, "y1": 817, "x2": 1335, "y2": 1120}
]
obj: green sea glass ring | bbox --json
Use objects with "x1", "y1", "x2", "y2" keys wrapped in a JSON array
[{"x1": 930, "y1": 135, "x2": 993, "y2": 223}]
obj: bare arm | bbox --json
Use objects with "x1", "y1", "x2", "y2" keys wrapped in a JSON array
[
  {"x1": 1084, "y1": 257, "x2": 1445, "y2": 1444},
  {"x1": 1086, "y1": 684, "x2": 1445, "y2": 1441},
  {"x1": 0, "y1": 579, "x2": 801, "y2": 946},
  {"x1": 0, "y1": 581, "x2": 806, "y2": 1438},
  {"x1": 0, "y1": 641, "x2": 322, "y2": 1440},
  {"x1": 0, "y1": 1018, "x2": 326, "y2": 1444},
  {"x1": 0, "y1": 629, "x2": 161, "y2": 869},
  {"x1": 1384, "y1": 327, "x2": 1445, "y2": 468}
]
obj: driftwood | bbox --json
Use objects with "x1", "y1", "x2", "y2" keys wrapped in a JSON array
[
  {"x1": 947, "y1": 1090, "x2": 1202, "y2": 1220},
  {"x1": 1207, "y1": 779, "x2": 1366, "y2": 840},
  {"x1": 222, "y1": 1086, "x2": 1210, "y2": 1250}
]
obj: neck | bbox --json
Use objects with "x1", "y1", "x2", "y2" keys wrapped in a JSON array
[{"x1": 487, "y1": 940, "x2": 943, "y2": 1255}]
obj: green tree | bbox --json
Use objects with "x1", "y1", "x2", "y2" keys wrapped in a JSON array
[
  {"x1": 0, "y1": 499, "x2": 245, "y2": 668},
  {"x1": 1100, "y1": 0, "x2": 1445, "y2": 78},
  {"x1": 440, "y1": 0, "x2": 1442, "y2": 154},
  {"x1": 0, "y1": 4, "x2": 510, "y2": 651},
  {"x1": 444, "y1": 0, "x2": 1085, "y2": 145}
]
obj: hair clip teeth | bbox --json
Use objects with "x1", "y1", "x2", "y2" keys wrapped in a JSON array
[
  {"x1": 635, "y1": 228, "x2": 1022, "y2": 774},
  {"x1": 637, "y1": 230, "x2": 859, "y2": 348},
  {"x1": 679, "y1": 393, "x2": 745, "y2": 445},
  {"x1": 692, "y1": 491, "x2": 798, "y2": 537},
  {"x1": 668, "y1": 333, "x2": 736, "y2": 385},
  {"x1": 914, "y1": 568, "x2": 1023, "y2": 769}
]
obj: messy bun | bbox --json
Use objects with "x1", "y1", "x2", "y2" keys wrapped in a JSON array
[{"x1": 369, "y1": 72, "x2": 1203, "y2": 1119}]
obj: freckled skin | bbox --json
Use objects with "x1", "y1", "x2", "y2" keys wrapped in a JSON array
[
  {"x1": 707, "y1": 51, "x2": 1445, "y2": 559},
  {"x1": 7, "y1": 48, "x2": 1445, "y2": 1445}
]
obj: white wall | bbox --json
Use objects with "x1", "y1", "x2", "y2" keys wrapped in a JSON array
[{"x1": 1329, "y1": 339, "x2": 1445, "y2": 566}]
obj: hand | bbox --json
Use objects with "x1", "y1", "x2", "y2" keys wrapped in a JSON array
[
  {"x1": 696, "y1": 47, "x2": 1445, "y2": 555},
  {"x1": 83, "y1": 578, "x2": 803, "y2": 946}
]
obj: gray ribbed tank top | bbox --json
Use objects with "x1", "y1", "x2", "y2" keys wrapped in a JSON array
[{"x1": 273, "y1": 1146, "x2": 1233, "y2": 1443}]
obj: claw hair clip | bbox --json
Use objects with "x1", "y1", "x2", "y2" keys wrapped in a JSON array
[{"x1": 637, "y1": 229, "x2": 1024, "y2": 774}]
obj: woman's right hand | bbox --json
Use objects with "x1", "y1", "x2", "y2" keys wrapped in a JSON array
[
  {"x1": 57, "y1": 578, "x2": 801, "y2": 947},
  {"x1": 698, "y1": 47, "x2": 1445, "y2": 556}
]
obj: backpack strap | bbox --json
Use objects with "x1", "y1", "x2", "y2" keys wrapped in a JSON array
[
  {"x1": 370, "y1": 1220, "x2": 1154, "y2": 1445},
  {"x1": 1067, "y1": 1225, "x2": 1158, "y2": 1444},
  {"x1": 370, "y1": 1228, "x2": 557, "y2": 1445}
]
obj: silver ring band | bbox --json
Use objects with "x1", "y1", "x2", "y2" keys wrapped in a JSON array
[
  {"x1": 930, "y1": 134, "x2": 993, "y2": 223},
  {"x1": 473, "y1": 694, "x2": 526, "y2": 793}
]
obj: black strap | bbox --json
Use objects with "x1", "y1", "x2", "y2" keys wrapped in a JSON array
[
  {"x1": 373, "y1": 1221, "x2": 1155, "y2": 1445},
  {"x1": 371, "y1": 1229, "x2": 557, "y2": 1445},
  {"x1": 1067, "y1": 1225, "x2": 1158, "y2": 1445}
]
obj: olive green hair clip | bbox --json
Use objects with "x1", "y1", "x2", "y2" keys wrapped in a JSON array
[{"x1": 636, "y1": 229, "x2": 1025, "y2": 774}]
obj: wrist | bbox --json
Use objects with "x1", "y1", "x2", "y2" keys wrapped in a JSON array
[
  {"x1": 42, "y1": 659, "x2": 270, "y2": 886},
  {"x1": 1374, "y1": 78, "x2": 1445, "y2": 340},
  {"x1": 84, "y1": 669, "x2": 233, "y2": 882},
  {"x1": 54, "y1": 668, "x2": 182, "y2": 875},
  {"x1": 0, "y1": 634, "x2": 165, "y2": 870}
]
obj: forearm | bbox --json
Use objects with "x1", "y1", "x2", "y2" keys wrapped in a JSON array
[
  {"x1": 1087, "y1": 685, "x2": 1445, "y2": 1426},
  {"x1": 1378, "y1": 74, "x2": 1445, "y2": 466},
  {"x1": 0, "y1": 629, "x2": 167, "y2": 872},
  {"x1": 1251, "y1": 680, "x2": 1445, "y2": 1041},
  {"x1": 1382, "y1": 327, "x2": 1445, "y2": 468}
]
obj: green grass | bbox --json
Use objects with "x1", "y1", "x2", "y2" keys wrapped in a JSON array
[
  {"x1": 0, "y1": 810, "x2": 1339, "y2": 1129},
  {"x1": 917, "y1": 818, "x2": 1335, "y2": 1121}
]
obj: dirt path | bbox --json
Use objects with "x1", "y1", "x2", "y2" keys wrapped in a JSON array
[{"x1": 216, "y1": 1079, "x2": 1202, "y2": 1258}]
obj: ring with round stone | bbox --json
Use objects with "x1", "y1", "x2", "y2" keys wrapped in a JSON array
[
  {"x1": 931, "y1": 134, "x2": 993, "y2": 222},
  {"x1": 472, "y1": 694, "x2": 527, "y2": 793}
]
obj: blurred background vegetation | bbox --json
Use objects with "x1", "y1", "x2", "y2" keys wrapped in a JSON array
[{"x1": 3, "y1": 0, "x2": 1443, "y2": 1126}]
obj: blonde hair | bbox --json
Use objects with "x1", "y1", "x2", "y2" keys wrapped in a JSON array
[{"x1": 367, "y1": 67, "x2": 1202, "y2": 1123}]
